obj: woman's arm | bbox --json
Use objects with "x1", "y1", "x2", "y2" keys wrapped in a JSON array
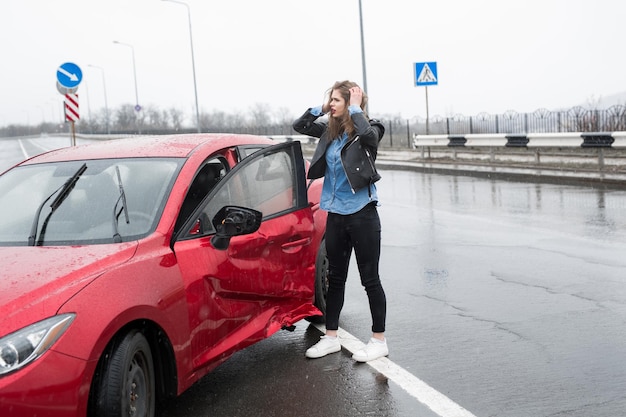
[{"x1": 292, "y1": 107, "x2": 328, "y2": 138}]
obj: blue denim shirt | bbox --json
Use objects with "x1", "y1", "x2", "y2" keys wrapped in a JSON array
[{"x1": 311, "y1": 106, "x2": 378, "y2": 215}]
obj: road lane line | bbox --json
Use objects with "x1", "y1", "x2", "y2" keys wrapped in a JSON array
[
  {"x1": 314, "y1": 323, "x2": 477, "y2": 417},
  {"x1": 17, "y1": 138, "x2": 58, "y2": 161},
  {"x1": 17, "y1": 139, "x2": 29, "y2": 159}
]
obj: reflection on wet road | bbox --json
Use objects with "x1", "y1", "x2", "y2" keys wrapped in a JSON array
[{"x1": 365, "y1": 170, "x2": 626, "y2": 417}]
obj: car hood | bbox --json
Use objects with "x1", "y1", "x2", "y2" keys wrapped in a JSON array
[{"x1": 0, "y1": 243, "x2": 137, "y2": 335}]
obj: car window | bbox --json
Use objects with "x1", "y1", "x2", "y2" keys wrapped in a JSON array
[
  {"x1": 0, "y1": 158, "x2": 181, "y2": 246},
  {"x1": 182, "y1": 148, "x2": 297, "y2": 239},
  {"x1": 175, "y1": 157, "x2": 228, "y2": 234},
  {"x1": 236, "y1": 145, "x2": 268, "y2": 161}
]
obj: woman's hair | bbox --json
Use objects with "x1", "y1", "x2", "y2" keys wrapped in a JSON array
[{"x1": 325, "y1": 80, "x2": 368, "y2": 140}]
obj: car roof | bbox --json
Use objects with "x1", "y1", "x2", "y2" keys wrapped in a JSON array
[{"x1": 21, "y1": 133, "x2": 275, "y2": 164}]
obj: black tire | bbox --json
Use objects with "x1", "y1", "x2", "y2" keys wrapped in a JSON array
[
  {"x1": 307, "y1": 237, "x2": 328, "y2": 324},
  {"x1": 91, "y1": 330, "x2": 156, "y2": 417}
]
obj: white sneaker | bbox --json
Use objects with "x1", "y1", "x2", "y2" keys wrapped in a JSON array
[
  {"x1": 305, "y1": 335, "x2": 341, "y2": 359},
  {"x1": 352, "y1": 338, "x2": 389, "y2": 362}
]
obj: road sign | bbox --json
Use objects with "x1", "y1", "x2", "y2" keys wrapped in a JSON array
[
  {"x1": 56, "y1": 81, "x2": 78, "y2": 95},
  {"x1": 57, "y1": 62, "x2": 83, "y2": 89},
  {"x1": 65, "y1": 93, "x2": 80, "y2": 122},
  {"x1": 414, "y1": 62, "x2": 438, "y2": 86}
]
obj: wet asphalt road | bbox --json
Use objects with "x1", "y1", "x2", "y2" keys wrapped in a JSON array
[
  {"x1": 3, "y1": 137, "x2": 626, "y2": 416},
  {"x1": 159, "y1": 169, "x2": 626, "y2": 416}
]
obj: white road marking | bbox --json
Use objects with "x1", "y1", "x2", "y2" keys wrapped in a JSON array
[
  {"x1": 27, "y1": 139, "x2": 56, "y2": 153},
  {"x1": 17, "y1": 138, "x2": 66, "y2": 161},
  {"x1": 17, "y1": 139, "x2": 29, "y2": 159},
  {"x1": 314, "y1": 323, "x2": 477, "y2": 417}
]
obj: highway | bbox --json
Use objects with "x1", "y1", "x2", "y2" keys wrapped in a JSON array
[
  {"x1": 2, "y1": 135, "x2": 626, "y2": 416},
  {"x1": 161, "y1": 166, "x2": 626, "y2": 417}
]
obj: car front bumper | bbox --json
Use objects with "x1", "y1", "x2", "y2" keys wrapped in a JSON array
[{"x1": 0, "y1": 348, "x2": 92, "y2": 417}]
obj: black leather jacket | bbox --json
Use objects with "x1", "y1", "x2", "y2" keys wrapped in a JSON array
[{"x1": 292, "y1": 108, "x2": 385, "y2": 190}]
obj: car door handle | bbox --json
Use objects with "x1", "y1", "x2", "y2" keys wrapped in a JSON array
[{"x1": 281, "y1": 237, "x2": 311, "y2": 252}]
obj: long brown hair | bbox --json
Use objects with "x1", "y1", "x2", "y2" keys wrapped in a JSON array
[{"x1": 325, "y1": 80, "x2": 368, "y2": 140}]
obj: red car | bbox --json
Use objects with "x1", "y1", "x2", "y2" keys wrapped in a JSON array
[{"x1": 0, "y1": 134, "x2": 328, "y2": 417}]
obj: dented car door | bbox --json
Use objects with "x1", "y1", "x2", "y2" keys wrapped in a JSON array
[{"x1": 172, "y1": 141, "x2": 319, "y2": 373}]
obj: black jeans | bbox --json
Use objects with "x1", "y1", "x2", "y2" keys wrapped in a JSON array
[{"x1": 325, "y1": 202, "x2": 386, "y2": 333}]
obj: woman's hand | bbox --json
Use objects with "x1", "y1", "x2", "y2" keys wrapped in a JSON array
[{"x1": 349, "y1": 86, "x2": 363, "y2": 107}]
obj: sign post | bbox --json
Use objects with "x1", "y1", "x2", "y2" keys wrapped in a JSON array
[
  {"x1": 56, "y1": 62, "x2": 83, "y2": 145},
  {"x1": 414, "y1": 62, "x2": 438, "y2": 134},
  {"x1": 64, "y1": 94, "x2": 80, "y2": 146}
]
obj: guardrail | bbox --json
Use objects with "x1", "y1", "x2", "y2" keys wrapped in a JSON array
[
  {"x1": 271, "y1": 132, "x2": 626, "y2": 149},
  {"x1": 413, "y1": 132, "x2": 626, "y2": 148},
  {"x1": 411, "y1": 132, "x2": 626, "y2": 172}
]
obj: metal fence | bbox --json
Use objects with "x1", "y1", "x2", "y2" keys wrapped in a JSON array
[{"x1": 383, "y1": 104, "x2": 626, "y2": 148}]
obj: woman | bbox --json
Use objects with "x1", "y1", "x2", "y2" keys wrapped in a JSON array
[{"x1": 293, "y1": 80, "x2": 388, "y2": 362}]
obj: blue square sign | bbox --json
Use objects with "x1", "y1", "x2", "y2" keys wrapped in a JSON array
[{"x1": 414, "y1": 62, "x2": 438, "y2": 86}]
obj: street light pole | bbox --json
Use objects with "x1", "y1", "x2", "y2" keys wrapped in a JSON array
[
  {"x1": 113, "y1": 40, "x2": 140, "y2": 111},
  {"x1": 88, "y1": 64, "x2": 110, "y2": 134},
  {"x1": 36, "y1": 105, "x2": 45, "y2": 124},
  {"x1": 162, "y1": 0, "x2": 201, "y2": 133},
  {"x1": 358, "y1": 0, "x2": 368, "y2": 113}
]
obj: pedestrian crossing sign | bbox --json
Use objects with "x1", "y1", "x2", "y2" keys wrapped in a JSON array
[{"x1": 414, "y1": 62, "x2": 438, "y2": 86}]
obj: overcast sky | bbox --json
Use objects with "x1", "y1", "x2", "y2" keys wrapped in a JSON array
[{"x1": 1, "y1": 0, "x2": 624, "y2": 127}]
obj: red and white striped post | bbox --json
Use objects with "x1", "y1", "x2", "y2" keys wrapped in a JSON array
[{"x1": 64, "y1": 93, "x2": 79, "y2": 146}]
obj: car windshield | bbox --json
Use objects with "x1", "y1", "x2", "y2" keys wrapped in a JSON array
[{"x1": 0, "y1": 158, "x2": 182, "y2": 246}]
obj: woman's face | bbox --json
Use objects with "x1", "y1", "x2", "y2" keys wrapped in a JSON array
[{"x1": 329, "y1": 89, "x2": 347, "y2": 118}]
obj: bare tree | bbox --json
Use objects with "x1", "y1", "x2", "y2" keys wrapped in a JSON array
[
  {"x1": 169, "y1": 107, "x2": 184, "y2": 130},
  {"x1": 143, "y1": 105, "x2": 169, "y2": 130},
  {"x1": 114, "y1": 104, "x2": 137, "y2": 130},
  {"x1": 249, "y1": 103, "x2": 271, "y2": 127}
]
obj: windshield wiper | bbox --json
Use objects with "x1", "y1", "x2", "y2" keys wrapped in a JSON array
[
  {"x1": 28, "y1": 163, "x2": 87, "y2": 246},
  {"x1": 112, "y1": 165, "x2": 130, "y2": 243}
]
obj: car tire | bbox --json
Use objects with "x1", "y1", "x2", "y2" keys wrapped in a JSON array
[
  {"x1": 91, "y1": 330, "x2": 156, "y2": 417},
  {"x1": 307, "y1": 237, "x2": 328, "y2": 324}
]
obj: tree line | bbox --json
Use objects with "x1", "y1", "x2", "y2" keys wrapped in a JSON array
[
  {"x1": 3, "y1": 101, "x2": 624, "y2": 146},
  {"x1": 0, "y1": 102, "x2": 304, "y2": 138}
]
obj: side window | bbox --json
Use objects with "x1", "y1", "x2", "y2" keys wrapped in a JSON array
[
  {"x1": 237, "y1": 145, "x2": 267, "y2": 161},
  {"x1": 175, "y1": 158, "x2": 227, "y2": 234},
  {"x1": 184, "y1": 149, "x2": 296, "y2": 238}
]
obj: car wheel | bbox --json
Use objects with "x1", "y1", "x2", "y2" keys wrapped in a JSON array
[
  {"x1": 307, "y1": 237, "x2": 328, "y2": 324},
  {"x1": 91, "y1": 330, "x2": 156, "y2": 417}
]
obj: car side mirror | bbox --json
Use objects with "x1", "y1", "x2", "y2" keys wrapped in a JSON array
[{"x1": 210, "y1": 206, "x2": 263, "y2": 250}]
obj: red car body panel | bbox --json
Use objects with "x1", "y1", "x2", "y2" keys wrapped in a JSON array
[
  {"x1": 0, "y1": 244, "x2": 137, "y2": 333},
  {"x1": 0, "y1": 134, "x2": 327, "y2": 416},
  {"x1": 24, "y1": 134, "x2": 262, "y2": 163}
]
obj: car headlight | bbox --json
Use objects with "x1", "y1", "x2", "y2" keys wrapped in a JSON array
[{"x1": 0, "y1": 313, "x2": 75, "y2": 376}]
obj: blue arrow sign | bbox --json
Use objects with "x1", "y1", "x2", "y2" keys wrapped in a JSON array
[
  {"x1": 56, "y1": 62, "x2": 83, "y2": 89},
  {"x1": 414, "y1": 62, "x2": 438, "y2": 86}
]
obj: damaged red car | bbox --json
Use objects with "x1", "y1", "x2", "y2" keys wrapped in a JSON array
[{"x1": 0, "y1": 134, "x2": 328, "y2": 417}]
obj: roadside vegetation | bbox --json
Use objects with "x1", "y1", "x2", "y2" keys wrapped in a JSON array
[{"x1": 2, "y1": 99, "x2": 625, "y2": 142}]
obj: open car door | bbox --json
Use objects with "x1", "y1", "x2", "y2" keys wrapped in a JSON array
[{"x1": 172, "y1": 141, "x2": 320, "y2": 372}]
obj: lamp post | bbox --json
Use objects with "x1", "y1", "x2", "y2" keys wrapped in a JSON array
[
  {"x1": 88, "y1": 64, "x2": 110, "y2": 134},
  {"x1": 358, "y1": 0, "x2": 368, "y2": 113},
  {"x1": 23, "y1": 110, "x2": 30, "y2": 135},
  {"x1": 46, "y1": 101, "x2": 57, "y2": 124},
  {"x1": 162, "y1": 0, "x2": 201, "y2": 133},
  {"x1": 113, "y1": 40, "x2": 140, "y2": 112},
  {"x1": 36, "y1": 105, "x2": 45, "y2": 124}
]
